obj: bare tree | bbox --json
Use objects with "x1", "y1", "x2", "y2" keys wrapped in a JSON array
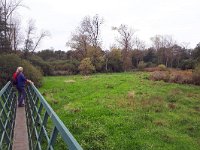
[
  {"x1": 32, "y1": 30, "x2": 49, "y2": 52},
  {"x1": 80, "y1": 14, "x2": 103, "y2": 48},
  {"x1": 113, "y1": 24, "x2": 135, "y2": 71},
  {"x1": 23, "y1": 19, "x2": 49, "y2": 57},
  {"x1": 133, "y1": 37, "x2": 146, "y2": 50},
  {"x1": 11, "y1": 18, "x2": 22, "y2": 51},
  {"x1": 0, "y1": 0, "x2": 23, "y2": 52},
  {"x1": 24, "y1": 19, "x2": 35, "y2": 52},
  {"x1": 151, "y1": 35, "x2": 176, "y2": 67}
]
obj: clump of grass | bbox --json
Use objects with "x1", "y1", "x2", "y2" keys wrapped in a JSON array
[
  {"x1": 141, "y1": 96, "x2": 164, "y2": 109},
  {"x1": 64, "y1": 80, "x2": 76, "y2": 83},
  {"x1": 106, "y1": 84, "x2": 114, "y2": 89},
  {"x1": 168, "y1": 103, "x2": 176, "y2": 110},
  {"x1": 127, "y1": 91, "x2": 135, "y2": 99},
  {"x1": 193, "y1": 106, "x2": 200, "y2": 112},
  {"x1": 116, "y1": 98, "x2": 135, "y2": 108},
  {"x1": 166, "y1": 94, "x2": 179, "y2": 103},
  {"x1": 153, "y1": 120, "x2": 167, "y2": 126}
]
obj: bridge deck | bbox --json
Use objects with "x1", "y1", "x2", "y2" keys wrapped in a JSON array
[{"x1": 13, "y1": 106, "x2": 29, "y2": 150}]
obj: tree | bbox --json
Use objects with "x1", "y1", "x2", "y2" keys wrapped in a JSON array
[
  {"x1": 132, "y1": 50, "x2": 144, "y2": 68},
  {"x1": 78, "y1": 57, "x2": 95, "y2": 75},
  {"x1": 66, "y1": 33, "x2": 88, "y2": 60},
  {"x1": 192, "y1": 42, "x2": 200, "y2": 62},
  {"x1": 107, "y1": 47, "x2": 123, "y2": 72},
  {"x1": 151, "y1": 35, "x2": 176, "y2": 67},
  {"x1": 23, "y1": 19, "x2": 49, "y2": 58},
  {"x1": 143, "y1": 48, "x2": 157, "y2": 64},
  {"x1": 67, "y1": 14, "x2": 103, "y2": 56},
  {"x1": 133, "y1": 37, "x2": 146, "y2": 50},
  {"x1": 0, "y1": 0, "x2": 23, "y2": 52},
  {"x1": 80, "y1": 14, "x2": 103, "y2": 48},
  {"x1": 113, "y1": 24, "x2": 135, "y2": 71}
]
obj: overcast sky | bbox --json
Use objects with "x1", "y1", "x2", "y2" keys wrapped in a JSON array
[{"x1": 19, "y1": 0, "x2": 200, "y2": 51}]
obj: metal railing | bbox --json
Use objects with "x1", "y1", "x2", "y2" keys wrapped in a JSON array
[
  {"x1": 25, "y1": 83, "x2": 83, "y2": 150},
  {"x1": 0, "y1": 81, "x2": 17, "y2": 150}
]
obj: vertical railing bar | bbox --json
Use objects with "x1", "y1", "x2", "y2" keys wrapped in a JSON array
[
  {"x1": 47, "y1": 127, "x2": 59, "y2": 150},
  {"x1": 38, "y1": 111, "x2": 49, "y2": 142}
]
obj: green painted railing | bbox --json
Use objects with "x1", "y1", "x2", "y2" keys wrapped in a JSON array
[
  {"x1": 25, "y1": 83, "x2": 83, "y2": 150},
  {"x1": 0, "y1": 81, "x2": 17, "y2": 150}
]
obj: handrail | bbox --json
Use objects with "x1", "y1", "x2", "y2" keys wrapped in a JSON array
[
  {"x1": 25, "y1": 83, "x2": 83, "y2": 150},
  {"x1": 0, "y1": 81, "x2": 17, "y2": 150}
]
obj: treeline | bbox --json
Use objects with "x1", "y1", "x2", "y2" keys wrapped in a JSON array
[{"x1": 32, "y1": 42, "x2": 199, "y2": 76}]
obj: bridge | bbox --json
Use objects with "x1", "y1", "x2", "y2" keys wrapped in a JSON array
[{"x1": 0, "y1": 81, "x2": 83, "y2": 150}]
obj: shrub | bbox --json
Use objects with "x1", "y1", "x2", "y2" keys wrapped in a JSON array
[
  {"x1": 146, "y1": 62, "x2": 156, "y2": 68},
  {"x1": 158, "y1": 64, "x2": 167, "y2": 71},
  {"x1": 179, "y1": 59, "x2": 195, "y2": 70},
  {"x1": 27, "y1": 55, "x2": 54, "y2": 76},
  {"x1": 192, "y1": 63, "x2": 200, "y2": 85},
  {"x1": 138, "y1": 61, "x2": 146, "y2": 70},
  {"x1": 50, "y1": 60, "x2": 79, "y2": 75},
  {"x1": 169, "y1": 70, "x2": 192, "y2": 84},
  {"x1": 150, "y1": 70, "x2": 193, "y2": 85},
  {"x1": 78, "y1": 58, "x2": 95, "y2": 75},
  {"x1": 144, "y1": 67, "x2": 161, "y2": 72},
  {"x1": 0, "y1": 54, "x2": 43, "y2": 88},
  {"x1": 150, "y1": 71, "x2": 169, "y2": 82}
]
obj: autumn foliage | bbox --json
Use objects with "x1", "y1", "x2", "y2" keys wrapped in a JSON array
[{"x1": 150, "y1": 68, "x2": 200, "y2": 85}]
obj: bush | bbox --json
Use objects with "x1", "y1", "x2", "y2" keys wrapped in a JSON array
[
  {"x1": 78, "y1": 58, "x2": 95, "y2": 75},
  {"x1": 150, "y1": 71, "x2": 169, "y2": 82},
  {"x1": 158, "y1": 64, "x2": 167, "y2": 71},
  {"x1": 192, "y1": 63, "x2": 200, "y2": 85},
  {"x1": 169, "y1": 71, "x2": 192, "y2": 84},
  {"x1": 0, "y1": 54, "x2": 43, "y2": 88},
  {"x1": 146, "y1": 62, "x2": 156, "y2": 68},
  {"x1": 144, "y1": 67, "x2": 160, "y2": 72},
  {"x1": 150, "y1": 70, "x2": 193, "y2": 85},
  {"x1": 50, "y1": 60, "x2": 79, "y2": 75},
  {"x1": 138, "y1": 61, "x2": 146, "y2": 70},
  {"x1": 180, "y1": 59, "x2": 195, "y2": 70},
  {"x1": 27, "y1": 55, "x2": 54, "y2": 76}
]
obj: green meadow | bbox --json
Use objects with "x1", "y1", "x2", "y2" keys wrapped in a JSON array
[{"x1": 39, "y1": 72, "x2": 200, "y2": 150}]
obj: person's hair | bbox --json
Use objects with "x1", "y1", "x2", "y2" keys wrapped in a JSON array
[{"x1": 18, "y1": 67, "x2": 23, "y2": 72}]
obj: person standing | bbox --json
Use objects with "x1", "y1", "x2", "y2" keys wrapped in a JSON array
[{"x1": 16, "y1": 67, "x2": 33, "y2": 107}]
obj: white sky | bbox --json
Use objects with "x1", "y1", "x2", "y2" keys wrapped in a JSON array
[{"x1": 19, "y1": 0, "x2": 200, "y2": 51}]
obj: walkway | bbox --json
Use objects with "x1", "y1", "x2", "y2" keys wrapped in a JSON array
[{"x1": 12, "y1": 106, "x2": 29, "y2": 150}]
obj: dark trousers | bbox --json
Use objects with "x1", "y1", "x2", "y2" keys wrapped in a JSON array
[{"x1": 17, "y1": 87, "x2": 26, "y2": 106}]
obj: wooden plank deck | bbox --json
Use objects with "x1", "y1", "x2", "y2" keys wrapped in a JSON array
[{"x1": 13, "y1": 106, "x2": 29, "y2": 150}]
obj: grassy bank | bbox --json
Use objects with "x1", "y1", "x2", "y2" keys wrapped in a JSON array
[{"x1": 39, "y1": 72, "x2": 200, "y2": 150}]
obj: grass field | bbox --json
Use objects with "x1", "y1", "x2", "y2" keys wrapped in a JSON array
[{"x1": 39, "y1": 72, "x2": 200, "y2": 150}]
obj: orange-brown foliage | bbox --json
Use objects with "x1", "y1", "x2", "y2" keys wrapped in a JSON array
[{"x1": 150, "y1": 70, "x2": 194, "y2": 85}]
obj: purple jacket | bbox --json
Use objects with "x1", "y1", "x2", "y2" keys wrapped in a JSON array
[{"x1": 16, "y1": 72, "x2": 27, "y2": 89}]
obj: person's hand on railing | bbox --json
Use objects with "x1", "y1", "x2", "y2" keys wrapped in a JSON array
[{"x1": 27, "y1": 79, "x2": 34, "y2": 85}]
